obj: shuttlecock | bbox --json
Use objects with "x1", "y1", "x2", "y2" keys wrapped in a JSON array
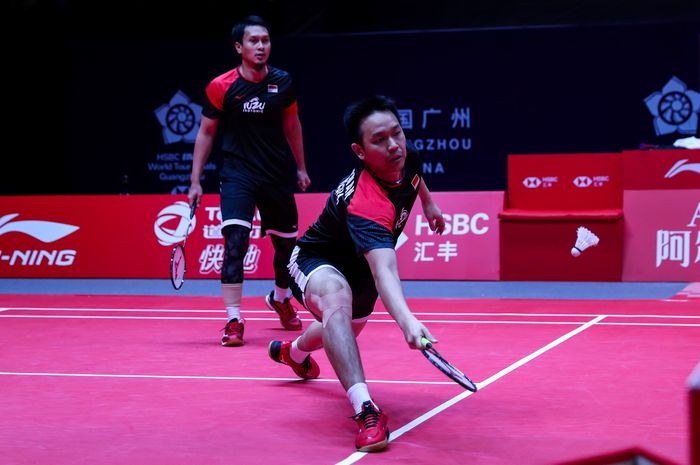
[{"x1": 571, "y1": 226, "x2": 599, "y2": 257}]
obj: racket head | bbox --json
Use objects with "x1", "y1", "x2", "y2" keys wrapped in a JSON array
[
  {"x1": 170, "y1": 243, "x2": 186, "y2": 290},
  {"x1": 421, "y1": 339, "x2": 478, "y2": 392}
]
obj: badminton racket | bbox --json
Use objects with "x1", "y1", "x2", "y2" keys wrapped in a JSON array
[
  {"x1": 421, "y1": 337, "x2": 478, "y2": 392},
  {"x1": 169, "y1": 202, "x2": 197, "y2": 290}
]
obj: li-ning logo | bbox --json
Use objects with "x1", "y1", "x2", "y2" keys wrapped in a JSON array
[
  {"x1": 573, "y1": 176, "x2": 593, "y2": 188},
  {"x1": 645, "y1": 76, "x2": 700, "y2": 136},
  {"x1": 243, "y1": 97, "x2": 265, "y2": 113},
  {"x1": 0, "y1": 214, "x2": 79, "y2": 267},
  {"x1": 665, "y1": 159, "x2": 700, "y2": 178},
  {"x1": 523, "y1": 177, "x2": 542, "y2": 188},
  {"x1": 0, "y1": 214, "x2": 79, "y2": 242},
  {"x1": 154, "y1": 91, "x2": 203, "y2": 144},
  {"x1": 154, "y1": 201, "x2": 197, "y2": 246}
]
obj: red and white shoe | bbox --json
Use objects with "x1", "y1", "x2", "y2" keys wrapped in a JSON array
[
  {"x1": 353, "y1": 401, "x2": 390, "y2": 452},
  {"x1": 265, "y1": 292, "x2": 302, "y2": 330},
  {"x1": 221, "y1": 318, "x2": 245, "y2": 346}
]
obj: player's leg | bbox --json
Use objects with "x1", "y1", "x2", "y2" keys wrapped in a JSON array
[
  {"x1": 304, "y1": 268, "x2": 389, "y2": 452},
  {"x1": 219, "y1": 224, "x2": 251, "y2": 346},
  {"x1": 267, "y1": 246, "x2": 324, "y2": 378},
  {"x1": 258, "y1": 184, "x2": 302, "y2": 330},
  {"x1": 219, "y1": 175, "x2": 256, "y2": 346}
]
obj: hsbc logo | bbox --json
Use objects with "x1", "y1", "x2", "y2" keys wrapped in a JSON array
[
  {"x1": 523, "y1": 176, "x2": 557, "y2": 188},
  {"x1": 573, "y1": 175, "x2": 610, "y2": 188},
  {"x1": 523, "y1": 177, "x2": 542, "y2": 188},
  {"x1": 573, "y1": 176, "x2": 593, "y2": 188}
]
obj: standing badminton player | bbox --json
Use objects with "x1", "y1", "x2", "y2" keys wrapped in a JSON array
[
  {"x1": 188, "y1": 15, "x2": 311, "y2": 347},
  {"x1": 267, "y1": 95, "x2": 446, "y2": 452}
]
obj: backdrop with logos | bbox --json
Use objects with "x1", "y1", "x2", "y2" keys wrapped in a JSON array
[
  {"x1": 0, "y1": 192, "x2": 503, "y2": 281},
  {"x1": 9, "y1": 21, "x2": 698, "y2": 196}
]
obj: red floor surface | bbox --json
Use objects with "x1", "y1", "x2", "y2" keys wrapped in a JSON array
[{"x1": 1, "y1": 292, "x2": 698, "y2": 465}]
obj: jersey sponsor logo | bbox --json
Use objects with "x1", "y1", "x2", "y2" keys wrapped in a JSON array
[
  {"x1": 243, "y1": 97, "x2": 266, "y2": 113},
  {"x1": 154, "y1": 201, "x2": 197, "y2": 246},
  {"x1": 665, "y1": 159, "x2": 700, "y2": 178}
]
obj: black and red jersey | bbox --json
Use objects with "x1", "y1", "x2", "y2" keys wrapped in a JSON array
[
  {"x1": 202, "y1": 65, "x2": 296, "y2": 183},
  {"x1": 297, "y1": 146, "x2": 423, "y2": 273}
]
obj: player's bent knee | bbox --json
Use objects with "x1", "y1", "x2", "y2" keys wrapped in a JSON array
[{"x1": 221, "y1": 225, "x2": 250, "y2": 284}]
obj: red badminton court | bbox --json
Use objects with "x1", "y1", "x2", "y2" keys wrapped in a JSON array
[{"x1": 1, "y1": 284, "x2": 698, "y2": 465}]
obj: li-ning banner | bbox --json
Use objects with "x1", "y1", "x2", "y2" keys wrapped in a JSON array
[
  {"x1": 623, "y1": 149, "x2": 700, "y2": 190},
  {"x1": 0, "y1": 193, "x2": 502, "y2": 280}
]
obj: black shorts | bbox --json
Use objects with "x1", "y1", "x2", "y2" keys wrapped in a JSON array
[
  {"x1": 287, "y1": 246, "x2": 378, "y2": 321},
  {"x1": 219, "y1": 166, "x2": 298, "y2": 238}
]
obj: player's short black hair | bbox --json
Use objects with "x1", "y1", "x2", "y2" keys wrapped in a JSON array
[
  {"x1": 231, "y1": 15, "x2": 270, "y2": 45},
  {"x1": 343, "y1": 95, "x2": 401, "y2": 145}
]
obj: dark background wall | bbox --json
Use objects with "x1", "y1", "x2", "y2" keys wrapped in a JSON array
[{"x1": 6, "y1": 0, "x2": 700, "y2": 195}]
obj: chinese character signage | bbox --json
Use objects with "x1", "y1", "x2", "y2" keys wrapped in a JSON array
[{"x1": 623, "y1": 190, "x2": 700, "y2": 281}]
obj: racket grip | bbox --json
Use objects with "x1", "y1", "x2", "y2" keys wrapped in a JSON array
[{"x1": 420, "y1": 337, "x2": 433, "y2": 349}]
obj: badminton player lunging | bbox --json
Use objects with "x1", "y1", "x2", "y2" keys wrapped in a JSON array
[{"x1": 268, "y1": 95, "x2": 445, "y2": 452}]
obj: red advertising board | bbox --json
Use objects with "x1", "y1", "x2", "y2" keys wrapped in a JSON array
[
  {"x1": 0, "y1": 192, "x2": 502, "y2": 280},
  {"x1": 507, "y1": 153, "x2": 622, "y2": 211},
  {"x1": 622, "y1": 190, "x2": 700, "y2": 281},
  {"x1": 623, "y1": 149, "x2": 700, "y2": 190}
]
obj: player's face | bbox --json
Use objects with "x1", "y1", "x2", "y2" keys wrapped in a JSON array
[
  {"x1": 236, "y1": 25, "x2": 271, "y2": 68},
  {"x1": 353, "y1": 110, "x2": 407, "y2": 183}
]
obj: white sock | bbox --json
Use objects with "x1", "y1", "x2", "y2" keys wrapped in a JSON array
[
  {"x1": 226, "y1": 306, "x2": 240, "y2": 321},
  {"x1": 290, "y1": 339, "x2": 312, "y2": 364},
  {"x1": 347, "y1": 382, "x2": 372, "y2": 415},
  {"x1": 274, "y1": 286, "x2": 289, "y2": 302}
]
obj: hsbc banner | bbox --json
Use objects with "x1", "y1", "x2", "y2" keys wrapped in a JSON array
[
  {"x1": 622, "y1": 190, "x2": 700, "y2": 281},
  {"x1": 623, "y1": 149, "x2": 700, "y2": 190},
  {"x1": 0, "y1": 192, "x2": 502, "y2": 280},
  {"x1": 507, "y1": 153, "x2": 623, "y2": 211}
]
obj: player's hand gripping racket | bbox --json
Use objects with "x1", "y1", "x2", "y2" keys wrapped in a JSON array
[
  {"x1": 170, "y1": 202, "x2": 197, "y2": 290},
  {"x1": 421, "y1": 337, "x2": 478, "y2": 392}
]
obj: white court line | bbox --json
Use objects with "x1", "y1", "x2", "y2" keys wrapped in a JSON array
[
  {"x1": 5, "y1": 308, "x2": 700, "y2": 319},
  {"x1": 335, "y1": 315, "x2": 607, "y2": 465},
  {"x1": 0, "y1": 314, "x2": 697, "y2": 327},
  {"x1": 4, "y1": 308, "x2": 290, "y2": 313},
  {"x1": 0, "y1": 371, "x2": 453, "y2": 386}
]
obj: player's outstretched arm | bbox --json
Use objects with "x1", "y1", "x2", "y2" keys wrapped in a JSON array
[
  {"x1": 418, "y1": 181, "x2": 445, "y2": 235},
  {"x1": 365, "y1": 247, "x2": 436, "y2": 349}
]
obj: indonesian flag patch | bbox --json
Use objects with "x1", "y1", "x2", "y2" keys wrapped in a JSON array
[
  {"x1": 267, "y1": 84, "x2": 278, "y2": 93},
  {"x1": 411, "y1": 174, "x2": 420, "y2": 190}
]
